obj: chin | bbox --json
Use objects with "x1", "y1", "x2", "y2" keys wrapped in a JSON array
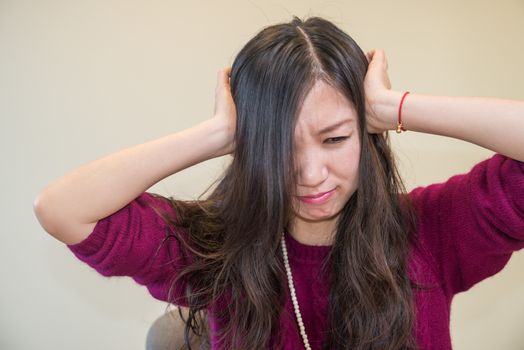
[{"x1": 295, "y1": 208, "x2": 341, "y2": 223}]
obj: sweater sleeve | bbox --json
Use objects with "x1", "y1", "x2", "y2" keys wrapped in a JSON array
[
  {"x1": 409, "y1": 153, "x2": 524, "y2": 297},
  {"x1": 66, "y1": 192, "x2": 191, "y2": 306}
]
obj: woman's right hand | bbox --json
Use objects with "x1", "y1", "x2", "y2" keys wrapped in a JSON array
[
  {"x1": 213, "y1": 67, "x2": 237, "y2": 155},
  {"x1": 34, "y1": 66, "x2": 239, "y2": 245}
]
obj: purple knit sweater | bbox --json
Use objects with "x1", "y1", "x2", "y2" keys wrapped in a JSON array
[{"x1": 67, "y1": 153, "x2": 524, "y2": 349}]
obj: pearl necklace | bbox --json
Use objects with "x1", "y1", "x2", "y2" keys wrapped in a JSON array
[{"x1": 280, "y1": 231, "x2": 312, "y2": 350}]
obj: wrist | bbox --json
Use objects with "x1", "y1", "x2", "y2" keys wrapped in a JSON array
[
  {"x1": 375, "y1": 90, "x2": 406, "y2": 131},
  {"x1": 198, "y1": 117, "x2": 234, "y2": 158}
]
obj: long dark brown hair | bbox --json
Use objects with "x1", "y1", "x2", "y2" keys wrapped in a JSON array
[{"x1": 152, "y1": 15, "x2": 423, "y2": 350}]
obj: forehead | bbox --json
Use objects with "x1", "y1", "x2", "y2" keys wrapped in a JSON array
[{"x1": 295, "y1": 80, "x2": 357, "y2": 132}]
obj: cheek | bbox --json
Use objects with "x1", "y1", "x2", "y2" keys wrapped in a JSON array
[{"x1": 332, "y1": 142, "x2": 360, "y2": 176}]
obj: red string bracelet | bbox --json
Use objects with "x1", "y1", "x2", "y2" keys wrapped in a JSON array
[{"x1": 396, "y1": 91, "x2": 410, "y2": 133}]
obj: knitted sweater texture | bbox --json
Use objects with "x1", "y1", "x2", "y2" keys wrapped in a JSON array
[{"x1": 67, "y1": 153, "x2": 524, "y2": 349}]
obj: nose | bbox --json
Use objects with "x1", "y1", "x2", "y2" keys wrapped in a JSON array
[{"x1": 296, "y1": 152, "x2": 328, "y2": 189}]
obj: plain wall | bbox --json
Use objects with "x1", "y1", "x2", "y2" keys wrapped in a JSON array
[{"x1": 1, "y1": 0, "x2": 523, "y2": 349}]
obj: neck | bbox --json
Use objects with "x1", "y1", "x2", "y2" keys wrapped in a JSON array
[{"x1": 287, "y1": 219, "x2": 336, "y2": 246}]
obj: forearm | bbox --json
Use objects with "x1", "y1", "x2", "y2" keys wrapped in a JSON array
[
  {"x1": 34, "y1": 118, "x2": 230, "y2": 244},
  {"x1": 377, "y1": 91, "x2": 524, "y2": 162}
]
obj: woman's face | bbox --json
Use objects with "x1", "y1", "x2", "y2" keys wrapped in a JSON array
[{"x1": 291, "y1": 79, "x2": 361, "y2": 237}]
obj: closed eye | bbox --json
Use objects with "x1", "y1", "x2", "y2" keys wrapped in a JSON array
[{"x1": 324, "y1": 136, "x2": 348, "y2": 144}]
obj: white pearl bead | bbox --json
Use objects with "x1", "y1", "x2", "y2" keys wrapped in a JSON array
[{"x1": 281, "y1": 232, "x2": 311, "y2": 350}]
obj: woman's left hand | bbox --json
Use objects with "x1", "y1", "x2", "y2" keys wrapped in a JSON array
[{"x1": 363, "y1": 49, "x2": 395, "y2": 134}]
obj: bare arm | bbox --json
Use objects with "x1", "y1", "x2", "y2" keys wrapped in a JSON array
[
  {"x1": 34, "y1": 68, "x2": 236, "y2": 245},
  {"x1": 377, "y1": 91, "x2": 524, "y2": 162},
  {"x1": 364, "y1": 49, "x2": 524, "y2": 161}
]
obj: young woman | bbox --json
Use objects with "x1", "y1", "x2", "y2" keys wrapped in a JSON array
[{"x1": 33, "y1": 16, "x2": 524, "y2": 350}]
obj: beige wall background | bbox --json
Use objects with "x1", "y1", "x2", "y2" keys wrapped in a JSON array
[{"x1": 1, "y1": 0, "x2": 523, "y2": 349}]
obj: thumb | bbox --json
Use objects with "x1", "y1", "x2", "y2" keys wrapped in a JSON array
[{"x1": 366, "y1": 49, "x2": 388, "y2": 70}]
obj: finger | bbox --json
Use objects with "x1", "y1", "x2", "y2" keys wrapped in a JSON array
[
  {"x1": 216, "y1": 69, "x2": 223, "y2": 91},
  {"x1": 216, "y1": 67, "x2": 229, "y2": 92},
  {"x1": 380, "y1": 50, "x2": 388, "y2": 70},
  {"x1": 373, "y1": 49, "x2": 388, "y2": 69},
  {"x1": 366, "y1": 49, "x2": 375, "y2": 63},
  {"x1": 369, "y1": 49, "x2": 389, "y2": 71},
  {"x1": 220, "y1": 67, "x2": 232, "y2": 87}
]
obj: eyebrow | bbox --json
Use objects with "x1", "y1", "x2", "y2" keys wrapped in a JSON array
[{"x1": 319, "y1": 118, "x2": 354, "y2": 134}]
